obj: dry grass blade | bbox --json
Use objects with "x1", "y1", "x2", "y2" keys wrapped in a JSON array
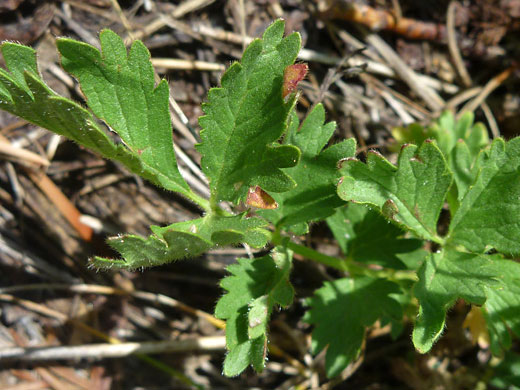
[
  {"x1": 152, "y1": 58, "x2": 225, "y2": 72},
  {"x1": 193, "y1": 23, "x2": 458, "y2": 94},
  {"x1": 25, "y1": 170, "x2": 93, "y2": 242},
  {"x1": 458, "y1": 66, "x2": 515, "y2": 117},
  {"x1": 0, "y1": 337, "x2": 226, "y2": 361},
  {"x1": 0, "y1": 283, "x2": 225, "y2": 327},
  {"x1": 362, "y1": 32, "x2": 444, "y2": 111},
  {"x1": 446, "y1": 1, "x2": 472, "y2": 87},
  {"x1": 127, "y1": 0, "x2": 217, "y2": 43},
  {"x1": 34, "y1": 368, "x2": 74, "y2": 390},
  {"x1": 0, "y1": 141, "x2": 49, "y2": 167},
  {"x1": 0, "y1": 293, "x2": 202, "y2": 387},
  {"x1": 0, "y1": 235, "x2": 77, "y2": 283},
  {"x1": 2, "y1": 381, "x2": 49, "y2": 390},
  {"x1": 445, "y1": 87, "x2": 482, "y2": 110},
  {"x1": 0, "y1": 283, "x2": 308, "y2": 375}
]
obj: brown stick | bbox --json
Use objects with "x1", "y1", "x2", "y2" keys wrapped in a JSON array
[{"x1": 324, "y1": 2, "x2": 446, "y2": 41}]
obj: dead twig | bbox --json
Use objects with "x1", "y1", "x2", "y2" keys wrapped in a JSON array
[
  {"x1": 323, "y1": 2, "x2": 446, "y2": 41},
  {"x1": 447, "y1": 1, "x2": 472, "y2": 88}
]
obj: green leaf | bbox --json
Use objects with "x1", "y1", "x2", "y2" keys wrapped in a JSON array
[
  {"x1": 260, "y1": 104, "x2": 356, "y2": 231},
  {"x1": 91, "y1": 214, "x2": 269, "y2": 270},
  {"x1": 435, "y1": 111, "x2": 489, "y2": 160},
  {"x1": 391, "y1": 111, "x2": 489, "y2": 207},
  {"x1": 337, "y1": 140, "x2": 452, "y2": 243},
  {"x1": 0, "y1": 43, "x2": 39, "y2": 95},
  {"x1": 392, "y1": 111, "x2": 488, "y2": 159},
  {"x1": 0, "y1": 44, "x2": 130, "y2": 166},
  {"x1": 412, "y1": 249, "x2": 502, "y2": 353},
  {"x1": 483, "y1": 259, "x2": 520, "y2": 354},
  {"x1": 196, "y1": 20, "x2": 301, "y2": 204},
  {"x1": 304, "y1": 277, "x2": 402, "y2": 378},
  {"x1": 0, "y1": 40, "x2": 205, "y2": 207},
  {"x1": 439, "y1": 112, "x2": 489, "y2": 204},
  {"x1": 215, "y1": 246, "x2": 294, "y2": 376},
  {"x1": 448, "y1": 137, "x2": 520, "y2": 255},
  {"x1": 326, "y1": 203, "x2": 426, "y2": 270},
  {"x1": 56, "y1": 30, "x2": 192, "y2": 199}
]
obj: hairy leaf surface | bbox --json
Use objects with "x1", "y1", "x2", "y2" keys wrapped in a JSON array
[
  {"x1": 197, "y1": 20, "x2": 301, "y2": 204},
  {"x1": 304, "y1": 277, "x2": 401, "y2": 378},
  {"x1": 0, "y1": 42, "x2": 191, "y2": 196},
  {"x1": 57, "y1": 30, "x2": 191, "y2": 197},
  {"x1": 215, "y1": 246, "x2": 294, "y2": 376},
  {"x1": 337, "y1": 140, "x2": 452, "y2": 242},
  {"x1": 92, "y1": 214, "x2": 269, "y2": 270}
]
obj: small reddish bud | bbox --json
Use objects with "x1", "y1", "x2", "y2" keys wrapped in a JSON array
[
  {"x1": 246, "y1": 186, "x2": 278, "y2": 210},
  {"x1": 282, "y1": 63, "x2": 308, "y2": 98}
]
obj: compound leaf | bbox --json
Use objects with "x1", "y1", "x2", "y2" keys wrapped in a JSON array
[
  {"x1": 337, "y1": 140, "x2": 452, "y2": 243},
  {"x1": 215, "y1": 246, "x2": 294, "y2": 376},
  {"x1": 412, "y1": 249, "x2": 502, "y2": 353},
  {"x1": 92, "y1": 214, "x2": 269, "y2": 270},
  {"x1": 448, "y1": 137, "x2": 520, "y2": 255},
  {"x1": 56, "y1": 30, "x2": 191, "y2": 198},
  {"x1": 197, "y1": 20, "x2": 301, "y2": 204},
  {"x1": 304, "y1": 277, "x2": 402, "y2": 378},
  {"x1": 0, "y1": 39, "x2": 202, "y2": 206},
  {"x1": 260, "y1": 104, "x2": 356, "y2": 231}
]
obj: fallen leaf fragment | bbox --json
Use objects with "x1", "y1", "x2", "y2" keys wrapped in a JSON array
[
  {"x1": 246, "y1": 186, "x2": 278, "y2": 209},
  {"x1": 282, "y1": 63, "x2": 308, "y2": 98}
]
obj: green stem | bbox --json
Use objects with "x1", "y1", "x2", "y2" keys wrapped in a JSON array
[
  {"x1": 345, "y1": 256, "x2": 419, "y2": 282},
  {"x1": 271, "y1": 232, "x2": 418, "y2": 282},
  {"x1": 286, "y1": 241, "x2": 349, "y2": 271}
]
